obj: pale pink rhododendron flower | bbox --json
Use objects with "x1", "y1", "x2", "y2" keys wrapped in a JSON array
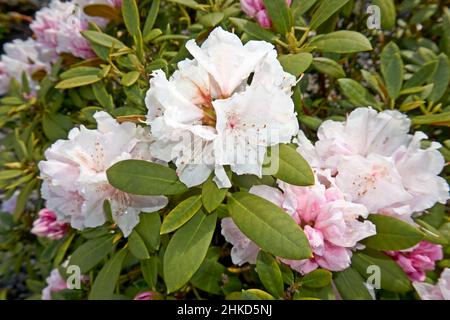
[
  {"x1": 413, "y1": 268, "x2": 450, "y2": 300},
  {"x1": 31, "y1": 208, "x2": 69, "y2": 240},
  {"x1": 240, "y1": 0, "x2": 292, "y2": 29},
  {"x1": 146, "y1": 27, "x2": 298, "y2": 188},
  {"x1": 386, "y1": 241, "x2": 443, "y2": 282},
  {"x1": 221, "y1": 174, "x2": 376, "y2": 273},
  {"x1": 297, "y1": 108, "x2": 449, "y2": 221},
  {"x1": 39, "y1": 112, "x2": 168, "y2": 237},
  {"x1": 0, "y1": 38, "x2": 51, "y2": 95},
  {"x1": 42, "y1": 268, "x2": 67, "y2": 300},
  {"x1": 31, "y1": 0, "x2": 113, "y2": 60}
]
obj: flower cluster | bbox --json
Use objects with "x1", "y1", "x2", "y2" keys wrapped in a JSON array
[
  {"x1": 240, "y1": 0, "x2": 292, "y2": 28},
  {"x1": 146, "y1": 27, "x2": 298, "y2": 188},
  {"x1": 38, "y1": 112, "x2": 168, "y2": 237}
]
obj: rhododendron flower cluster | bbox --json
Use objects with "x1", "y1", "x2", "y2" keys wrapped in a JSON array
[
  {"x1": 146, "y1": 27, "x2": 298, "y2": 188},
  {"x1": 38, "y1": 112, "x2": 168, "y2": 237},
  {"x1": 222, "y1": 172, "x2": 376, "y2": 273},
  {"x1": 31, "y1": 208, "x2": 69, "y2": 240},
  {"x1": 297, "y1": 108, "x2": 449, "y2": 221},
  {"x1": 386, "y1": 241, "x2": 443, "y2": 282}
]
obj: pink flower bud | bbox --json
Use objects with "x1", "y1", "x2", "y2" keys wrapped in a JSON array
[
  {"x1": 31, "y1": 209, "x2": 69, "y2": 240},
  {"x1": 134, "y1": 291, "x2": 158, "y2": 300},
  {"x1": 240, "y1": 0, "x2": 292, "y2": 29},
  {"x1": 386, "y1": 241, "x2": 443, "y2": 282}
]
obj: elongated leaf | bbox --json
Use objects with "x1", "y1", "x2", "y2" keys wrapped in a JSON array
[
  {"x1": 312, "y1": 57, "x2": 346, "y2": 78},
  {"x1": 404, "y1": 60, "x2": 437, "y2": 89},
  {"x1": 428, "y1": 53, "x2": 450, "y2": 103},
  {"x1": 242, "y1": 289, "x2": 275, "y2": 300},
  {"x1": 301, "y1": 269, "x2": 332, "y2": 288},
  {"x1": 338, "y1": 78, "x2": 381, "y2": 107},
  {"x1": 362, "y1": 214, "x2": 423, "y2": 250},
  {"x1": 69, "y1": 235, "x2": 115, "y2": 273},
  {"x1": 122, "y1": 0, "x2": 140, "y2": 37},
  {"x1": 84, "y1": 4, "x2": 120, "y2": 20},
  {"x1": 334, "y1": 267, "x2": 373, "y2": 300},
  {"x1": 82, "y1": 30, "x2": 127, "y2": 49},
  {"x1": 13, "y1": 179, "x2": 36, "y2": 223},
  {"x1": 60, "y1": 67, "x2": 101, "y2": 80},
  {"x1": 411, "y1": 112, "x2": 450, "y2": 126},
  {"x1": 89, "y1": 249, "x2": 128, "y2": 300},
  {"x1": 229, "y1": 17, "x2": 278, "y2": 42},
  {"x1": 160, "y1": 195, "x2": 202, "y2": 234},
  {"x1": 121, "y1": 71, "x2": 140, "y2": 86},
  {"x1": 271, "y1": 144, "x2": 315, "y2": 186},
  {"x1": 381, "y1": 42, "x2": 403, "y2": 100},
  {"x1": 309, "y1": 0, "x2": 351, "y2": 29},
  {"x1": 135, "y1": 212, "x2": 161, "y2": 252},
  {"x1": 106, "y1": 159, "x2": 188, "y2": 195},
  {"x1": 55, "y1": 75, "x2": 101, "y2": 89},
  {"x1": 141, "y1": 257, "x2": 159, "y2": 290},
  {"x1": 227, "y1": 192, "x2": 311, "y2": 260},
  {"x1": 202, "y1": 179, "x2": 227, "y2": 213},
  {"x1": 256, "y1": 251, "x2": 284, "y2": 298},
  {"x1": 263, "y1": 0, "x2": 292, "y2": 34},
  {"x1": 92, "y1": 81, "x2": 114, "y2": 110},
  {"x1": 278, "y1": 53, "x2": 313, "y2": 77},
  {"x1": 199, "y1": 12, "x2": 224, "y2": 27},
  {"x1": 143, "y1": 0, "x2": 160, "y2": 37},
  {"x1": 42, "y1": 113, "x2": 73, "y2": 141},
  {"x1": 163, "y1": 211, "x2": 217, "y2": 293},
  {"x1": 128, "y1": 230, "x2": 150, "y2": 260},
  {"x1": 308, "y1": 31, "x2": 372, "y2": 53},
  {"x1": 0, "y1": 170, "x2": 22, "y2": 180},
  {"x1": 352, "y1": 250, "x2": 412, "y2": 293}
]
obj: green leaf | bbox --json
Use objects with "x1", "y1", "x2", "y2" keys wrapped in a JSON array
[
  {"x1": 308, "y1": 31, "x2": 372, "y2": 53},
  {"x1": 163, "y1": 211, "x2": 217, "y2": 293},
  {"x1": 55, "y1": 75, "x2": 101, "y2": 89},
  {"x1": 202, "y1": 178, "x2": 227, "y2": 213},
  {"x1": 199, "y1": 12, "x2": 224, "y2": 27},
  {"x1": 263, "y1": 0, "x2": 292, "y2": 34},
  {"x1": 60, "y1": 67, "x2": 101, "y2": 80},
  {"x1": 229, "y1": 18, "x2": 278, "y2": 42},
  {"x1": 135, "y1": 212, "x2": 161, "y2": 252},
  {"x1": 301, "y1": 269, "x2": 332, "y2": 288},
  {"x1": 53, "y1": 233, "x2": 76, "y2": 268},
  {"x1": 143, "y1": 0, "x2": 160, "y2": 37},
  {"x1": 121, "y1": 71, "x2": 140, "y2": 87},
  {"x1": 190, "y1": 255, "x2": 226, "y2": 295},
  {"x1": 278, "y1": 53, "x2": 313, "y2": 77},
  {"x1": 372, "y1": 0, "x2": 396, "y2": 29},
  {"x1": 160, "y1": 195, "x2": 202, "y2": 234},
  {"x1": 294, "y1": 283, "x2": 336, "y2": 300},
  {"x1": 141, "y1": 257, "x2": 159, "y2": 290},
  {"x1": 42, "y1": 113, "x2": 73, "y2": 141},
  {"x1": 270, "y1": 144, "x2": 315, "y2": 186},
  {"x1": 334, "y1": 267, "x2": 373, "y2": 300},
  {"x1": 0, "y1": 170, "x2": 23, "y2": 180},
  {"x1": 167, "y1": 0, "x2": 207, "y2": 10},
  {"x1": 122, "y1": 0, "x2": 140, "y2": 37},
  {"x1": 411, "y1": 112, "x2": 450, "y2": 126},
  {"x1": 428, "y1": 53, "x2": 450, "y2": 103},
  {"x1": 312, "y1": 57, "x2": 346, "y2": 78},
  {"x1": 13, "y1": 179, "x2": 36, "y2": 223},
  {"x1": 404, "y1": 60, "x2": 437, "y2": 89},
  {"x1": 92, "y1": 81, "x2": 115, "y2": 110},
  {"x1": 82, "y1": 30, "x2": 127, "y2": 49},
  {"x1": 338, "y1": 78, "x2": 381, "y2": 107},
  {"x1": 309, "y1": 0, "x2": 351, "y2": 30},
  {"x1": 352, "y1": 250, "x2": 412, "y2": 293},
  {"x1": 227, "y1": 192, "x2": 312, "y2": 260},
  {"x1": 128, "y1": 230, "x2": 150, "y2": 260},
  {"x1": 241, "y1": 289, "x2": 275, "y2": 300},
  {"x1": 362, "y1": 214, "x2": 424, "y2": 250},
  {"x1": 380, "y1": 42, "x2": 403, "y2": 100},
  {"x1": 256, "y1": 251, "x2": 284, "y2": 298},
  {"x1": 89, "y1": 249, "x2": 128, "y2": 300},
  {"x1": 106, "y1": 159, "x2": 188, "y2": 196},
  {"x1": 69, "y1": 235, "x2": 115, "y2": 273}
]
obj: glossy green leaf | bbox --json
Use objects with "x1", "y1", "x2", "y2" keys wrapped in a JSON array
[
  {"x1": 227, "y1": 192, "x2": 312, "y2": 260},
  {"x1": 160, "y1": 195, "x2": 202, "y2": 234},
  {"x1": 143, "y1": 0, "x2": 160, "y2": 37},
  {"x1": 301, "y1": 269, "x2": 332, "y2": 288},
  {"x1": 135, "y1": 212, "x2": 161, "y2": 252},
  {"x1": 334, "y1": 267, "x2": 373, "y2": 300},
  {"x1": 141, "y1": 257, "x2": 159, "y2": 290},
  {"x1": 229, "y1": 18, "x2": 278, "y2": 42},
  {"x1": 373, "y1": 0, "x2": 396, "y2": 29},
  {"x1": 312, "y1": 57, "x2": 346, "y2": 78},
  {"x1": 309, "y1": 0, "x2": 351, "y2": 29},
  {"x1": 202, "y1": 179, "x2": 227, "y2": 213},
  {"x1": 82, "y1": 30, "x2": 127, "y2": 49},
  {"x1": 428, "y1": 53, "x2": 450, "y2": 102},
  {"x1": 338, "y1": 78, "x2": 381, "y2": 107},
  {"x1": 308, "y1": 31, "x2": 372, "y2": 53},
  {"x1": 263, "y1": 0, "x2": 292, "y2": 34},
  {"x1": 128, "y1": 230, "x2": 150, "y2": 260},
  {"x1": 278, "y1": 53, "x2": 313, "y2": 77},
  {"x1": 381, "y1": 41, "x2": 403, "y2": 100},
  {"x1": 256, "y1": 251, "x2": 284, "y2": 298},
  {"x1": 55, "y1": 75, "x2": 101, "y2": 89},
  {"x1": 122, "y1": 0, "x2": 140, "y2": 37},
  {"x1": 69, "y1": 235, "x2": 115, "y2": 273},
  {"x1": 121, "y1": 71, "x2": 140, "y2": 86}
]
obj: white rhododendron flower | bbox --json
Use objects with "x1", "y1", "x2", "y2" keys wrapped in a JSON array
[
  {"x1": 297, "y1": 107, "x2": 449, "y2": 220},
  {"x1": 145, "y1": 27, "x2": 299, "y2": 188},
  {"x1": 39, "y1": 112, "x2": 168, "y2": 237},
  {"x1": 0, "y1": 38, "x2": 51, "y2": 95},
  {"x1": 221, "y1": 172, "x2": 376, "y2": 273},
  {"x1": 413, "y1": 268, "x2": 450, "y2": 300}
]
